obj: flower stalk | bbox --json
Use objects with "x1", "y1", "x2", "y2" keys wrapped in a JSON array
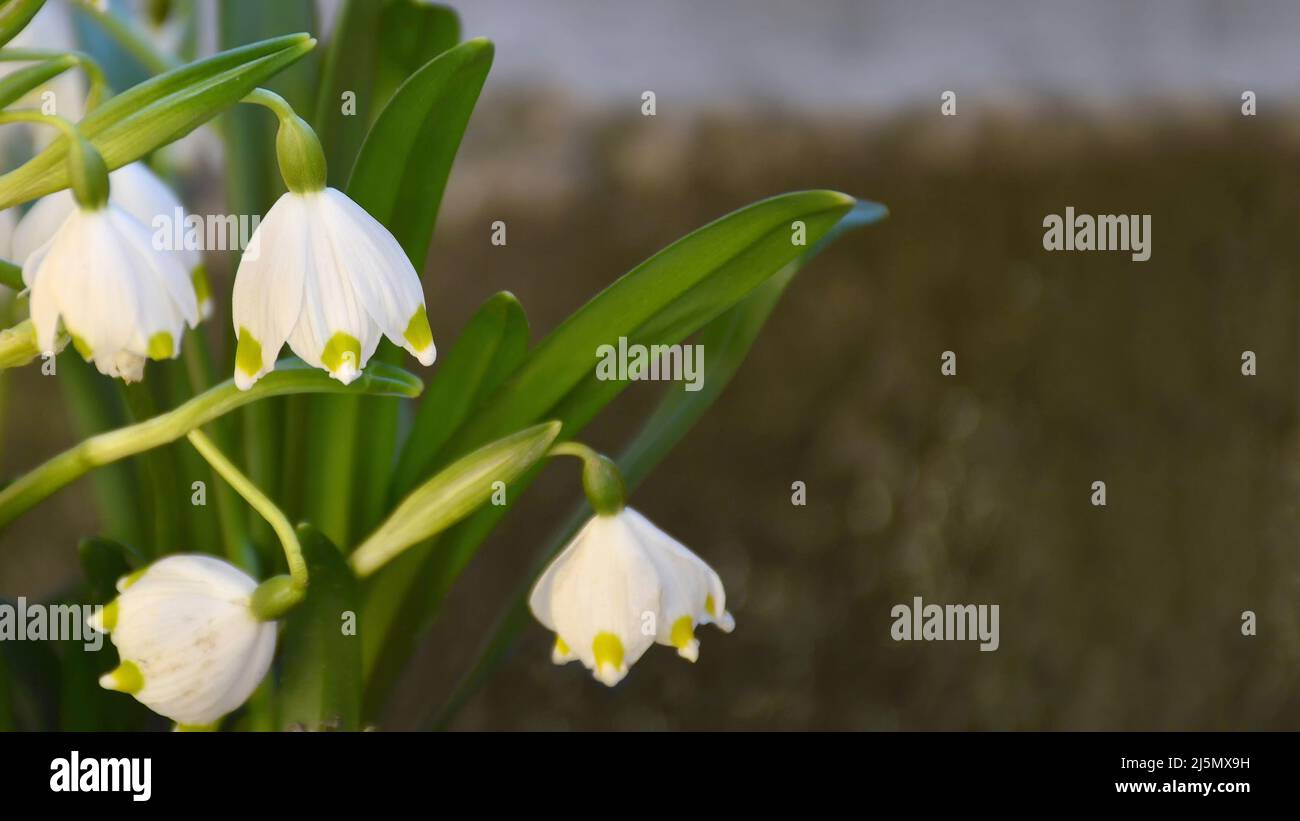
[
  {"x1": 186, "y1": 429, "x2": 307, "y2": 617},
  {"x1": 0, "y1": 360, "x2": 422, "y2": 531},
  {"x1": 242, "y1": 88, "x2": 326, "y2": 193},
  {"x1": 548, "y1": 441, "x2": 626, "y2": 515},
  {"x1": 0, "y1": 48, "x2": 110, "y2": 110}
]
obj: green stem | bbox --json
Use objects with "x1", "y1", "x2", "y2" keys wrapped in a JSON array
[
  {"x1": 186, "y1": 429, "x2": 306, "y2": 589},
  {"x1": 0, "y1": 48, "x2": 110, "y2": 109},
  {"x1": 0, "y1": 359, "x2": 422, "y2": 531},
  {"x1": 547, "y1": 441, "x2": 626, "y2": 515}
]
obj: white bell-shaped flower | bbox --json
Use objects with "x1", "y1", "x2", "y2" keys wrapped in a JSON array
[
  {"x1": 11, "y1": 162, "x2": 210, "y2": 318},
  {"x1": 529, "y1": 507, "x2": 735, "y2": 686},
  {"x1": 87, "y1": 555, "x2": 277, "y2": 727},
  {"x1": 21, "y1": 202, "x2": 198, "y2": 382},
  {"x1": 230, "y1": 187, "x2": 435, "y2": 389}
]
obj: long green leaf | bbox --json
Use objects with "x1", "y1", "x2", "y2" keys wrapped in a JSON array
[
  {"x1": 445, "y1": 190, "x2": 854, "y2": 458},
  {"x1": 0, "y1": 33, "x2": 316, "y2": 208},
  {"x1": 278, "y1": 525, "x2": 362, "y2": 731},
  {"x1": 0, "y1": 0, "x2": 44, "y2": 49},
  {"x1": 373, "y1": 1, "x2": 460, "y2": 116}
]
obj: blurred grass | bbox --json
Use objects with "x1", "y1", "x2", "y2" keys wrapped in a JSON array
[{"x1": 3, "y1": 102, "x2": 1299, "y2": 729}]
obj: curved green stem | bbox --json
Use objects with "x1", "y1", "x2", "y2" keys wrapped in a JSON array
[
  {"x1": 0, "y1": 48, "x2": 110, "y2": 109},
  {"x1": 186, "y1": 429, "x2": 305, "y2": 589},
  {"x1": 0, "y1": 359, "x2": 422, "y2": 531},
  {"x1": 240, "y1": 88, "x2": 326, "y2": 192},
  {"x1": 547, "y1": 441, "x2": 626, "y2": 515}
]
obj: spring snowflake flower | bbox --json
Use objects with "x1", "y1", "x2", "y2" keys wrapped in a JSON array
[
  {"x1": 20, "y1": 199, "x2": 198, "y2": 382},
  {"x1": 88, "y1": 555, "x2": 277, "y2": 727},
  {"x1": 11, "y1": 162, "x2": 212, "y2": 318},
  {"x1": 230, "y1": 187, "x2": 435, "y2": 389},
  {"x1": 529, "y1": 507, "x2": 735, "y2": 686}
]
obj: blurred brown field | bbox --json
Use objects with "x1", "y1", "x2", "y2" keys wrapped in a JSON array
[{"x1": 3, "y1": 96, "x2": 1299, "y2": 729}]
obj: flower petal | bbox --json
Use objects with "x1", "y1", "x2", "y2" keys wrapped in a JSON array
[
  {"x1": 319, "y1": 188, "x2": 434, "y2": 366},
  {"x1": 286, "y1": 193, "x2": 379, "y2": 384},
  {"x1": 231, "y1": 193, "x2": 308, "y2": 388}
]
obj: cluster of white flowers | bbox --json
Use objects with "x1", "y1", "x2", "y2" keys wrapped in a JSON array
[{"x1": 5, "y1": 168, "x2": 435, "y2": 387}]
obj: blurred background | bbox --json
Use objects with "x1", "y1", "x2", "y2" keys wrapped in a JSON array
[{"x1": 3, "y1": 0, "x2": 1300, "y2": 729}]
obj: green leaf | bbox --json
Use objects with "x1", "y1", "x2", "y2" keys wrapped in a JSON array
[
  {"x1": 374, "y1": 0, "x2": 460, "y2": 115},
  {"x1": 389, "y1": 292, "x2": 530, "y2": 501},
  {"x1": 0, "y1": 359, "x2": 423, "y2": 531},
  {"x1": 350, "y1": 421, "x2": 561, "y2": 577},
  {"x1": 445, "y1": 190, "x2": 855, "y2": 458},
  {"x1": 303, "y1": 37, "x2": 493, "y2": 547},
  {"x1": 278, "y1": 525, "x2": 362, "y2": 731},
  {"x1": 346, "y1": 36, "x2": 492, "y2": 267},
  {"x1": 0, "y1": 0, "x2": 44, "y2": 49},
  {"x1": 430, "y1": 201, "x2": 888, "y2": 727},
  {"x1": 0, "y1": 33, "x2": 316, "y2": 209}
]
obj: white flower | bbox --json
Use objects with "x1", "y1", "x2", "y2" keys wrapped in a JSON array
[
  {"x1": 88, "y1": 555, "x2": 277, "y2": 727},
  {"x1": 11, "y1": 162, "x2": 210, "y2": 318},
  {"x1": 230, "y1": 187, "x2": 435, "y2": 390},
  {"x1": 529, "y1": 507, "x2": 735, "y2": 686},
  {"x1": 21, "y1": 202, "x2": 198, "y2": 382}
]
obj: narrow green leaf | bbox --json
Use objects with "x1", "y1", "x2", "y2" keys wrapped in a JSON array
[
  {"x1": 0, "y1": 33, "x2": 315, "y2": 208},
  {"x1": 278, "y1": 525, "x2": 362, "y2": 731},
  {"x1": 430, "y1": 201, "x2": 888, "y2": 727},
  {"x1": 374, "y1": 0, "x2": 460, "y2": 115},
  {"x1": 445, "y1": 190, "x2": 855, "y2": 458},
  {"x1": 346, "y1": 36, "x2": 492, "y2": 265},
  {"x1": 350, "y1": 421, "x2": 561, "y2": 578},
  {"x1": 0, "y1": 0, "x2": 44, "y2": 49}
]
